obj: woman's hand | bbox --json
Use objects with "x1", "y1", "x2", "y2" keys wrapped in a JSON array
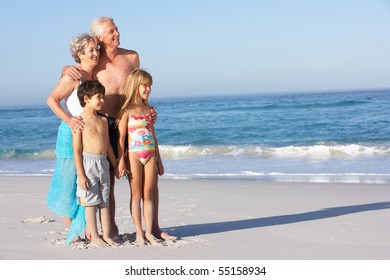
[
  {"x1": 149, "y1": 106, "x2": 158, "y2": 123},
  {"x1": 67, "y1": 116, "x2": 84, "y2": 132}
]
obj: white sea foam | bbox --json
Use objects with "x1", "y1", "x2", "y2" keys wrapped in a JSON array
[
  {"x1": 159, "y1": 144, "x2": 390, "y2": 160},
  {"x1": 0, "y1": 149, "x2": 56, "y2": 159},
  {"x1": 2, "y1": 144, "x2": 387, "y2": 161},
  {"x1": 163, "y1": 172, "x2": 390, "y2": 184}
]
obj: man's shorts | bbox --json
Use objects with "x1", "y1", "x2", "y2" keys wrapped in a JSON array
[{"x1": 107, "y1": 115, "x2": 128, "y2": 171}]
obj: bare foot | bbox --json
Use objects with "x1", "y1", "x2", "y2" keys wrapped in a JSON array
[
  {"x1": 85, "y1": 229, "x2": 91, "y2": 241},
  {"x1": 145, "y1": 233, "x2": 162, "y2": 245},
  {"x1": 134, "y1": 237, "x2": 147, "y2": 246},
  {"x1": 72, "y1": 236, "x2": 83, "y2": 243},
  {"x1": 90, "y1": 237, "x2": 108, "y2": 248},
  {"x1": 160, "y1": 231, "x2": 177, "y2": 241},
  {"x1": 104, "y1": 237, "x2": 119, "y2": 247}
]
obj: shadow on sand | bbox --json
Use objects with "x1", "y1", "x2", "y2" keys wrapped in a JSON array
[{"x1": 167, "y1": 202, "x2": 390, "y2": 238}]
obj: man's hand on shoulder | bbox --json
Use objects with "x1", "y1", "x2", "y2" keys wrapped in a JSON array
[{"x1": 62, "y1": 65, "x2": 81, "y2": 80}]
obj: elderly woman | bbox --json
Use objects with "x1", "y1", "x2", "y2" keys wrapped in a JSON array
[{"x1": 46, "y1": 33, "x2": 99, "y2": 244}]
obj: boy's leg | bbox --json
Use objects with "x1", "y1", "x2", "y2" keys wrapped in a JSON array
[
  {"x1": 85, "y1": 206, "x2": 107, "y2": 247},
  {"x1": 100, "y1": 206, "x2": 118, "y2": 247}
]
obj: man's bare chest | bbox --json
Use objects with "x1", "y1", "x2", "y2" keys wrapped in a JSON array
[{"x1": 96, "y1": 66, "x2": 129, "y2": 93}]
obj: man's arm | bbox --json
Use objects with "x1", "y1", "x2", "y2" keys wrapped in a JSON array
[
  {"x1": 148, "y1": 106, "x2": 158, "y2": 123},
  {"x1": 62, "y1": 65, "x2": 81, "y2": 80}
]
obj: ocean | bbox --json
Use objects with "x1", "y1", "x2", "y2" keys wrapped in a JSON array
[{"x1": 1, "y1": 89, "x2": 389, "y2": 183}]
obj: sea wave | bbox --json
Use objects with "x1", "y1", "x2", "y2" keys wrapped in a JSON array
[
  {"x1": 0, "y1": 149, "x2": 56, "y2": 160},
  {"x1": 163, "y1": 172, "x2": 390, "y2": 184},
  {"x1": 159, "y1": 144, "x2": 390, "y2": 160},
  {"x1": 1, "y1": 144, "x2": 389, "y2": 161}
]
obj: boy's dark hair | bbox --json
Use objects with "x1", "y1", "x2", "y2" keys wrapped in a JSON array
[{"x1": 77, "y1": 80, "x2": 106, "y2": 107}]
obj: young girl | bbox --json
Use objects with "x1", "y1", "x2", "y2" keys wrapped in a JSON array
[{"x1": 117, "y1": 69, "x2": 164, "y2": 245}]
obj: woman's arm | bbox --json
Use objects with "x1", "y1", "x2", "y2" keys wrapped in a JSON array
[
  {"x1": 72, "y1": 129, "x2": 88, "y2": 191},
  {"x1": 46, "y1": 76, "x2": 84, "y2": 131}
]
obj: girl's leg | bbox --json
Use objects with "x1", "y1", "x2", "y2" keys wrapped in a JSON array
[
  {"x1": 85, "y1": 205, "x2": 107, "y2": 247},
  {"x1": 129, "y1": 155, "x2": 146, "y2": 244},
  {"x1": 152, "y1": 177, "x2": 177, "y2": 241},
  {"x1": 143, "y1": 157, "x2": 159, "y2": 244}
]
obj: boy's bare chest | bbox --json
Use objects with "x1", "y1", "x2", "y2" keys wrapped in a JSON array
[{"x1": 83, "y1": 120, "x2": 105, "y2": 138}]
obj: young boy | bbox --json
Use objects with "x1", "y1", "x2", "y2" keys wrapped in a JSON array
[{"x1": 73, "y1": 80, "x2": 118, "y2": 247}]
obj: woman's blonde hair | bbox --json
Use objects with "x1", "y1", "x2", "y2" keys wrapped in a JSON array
[{"x1": 117, "y1": 68, "x2": 153, "y2": 120}]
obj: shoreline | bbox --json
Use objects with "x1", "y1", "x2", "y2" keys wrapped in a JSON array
[
  {"x1": 0, "y1": 176, "x2": 390, "y2": 260},
  {"x1": 1, "y1": 173, "x2": 390, "y2": 184}
]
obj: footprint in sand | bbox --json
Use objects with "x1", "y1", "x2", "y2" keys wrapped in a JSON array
[{"x1": 21, "y1": 216, "x2": 55, "y2": 223}]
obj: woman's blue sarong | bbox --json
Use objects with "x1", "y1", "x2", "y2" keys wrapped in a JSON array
[{"x1": 46, "y1": 121, "x2": 86, "y2": 244}]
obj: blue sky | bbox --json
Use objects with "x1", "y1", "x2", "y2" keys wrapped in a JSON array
[{"x1": 1, "y1": 0, "x2": 389, "y2": 107}]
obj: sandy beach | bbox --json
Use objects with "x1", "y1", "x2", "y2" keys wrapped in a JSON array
[{"x1": 0, "y1": 176, "x2": 389, "y2": 261}]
